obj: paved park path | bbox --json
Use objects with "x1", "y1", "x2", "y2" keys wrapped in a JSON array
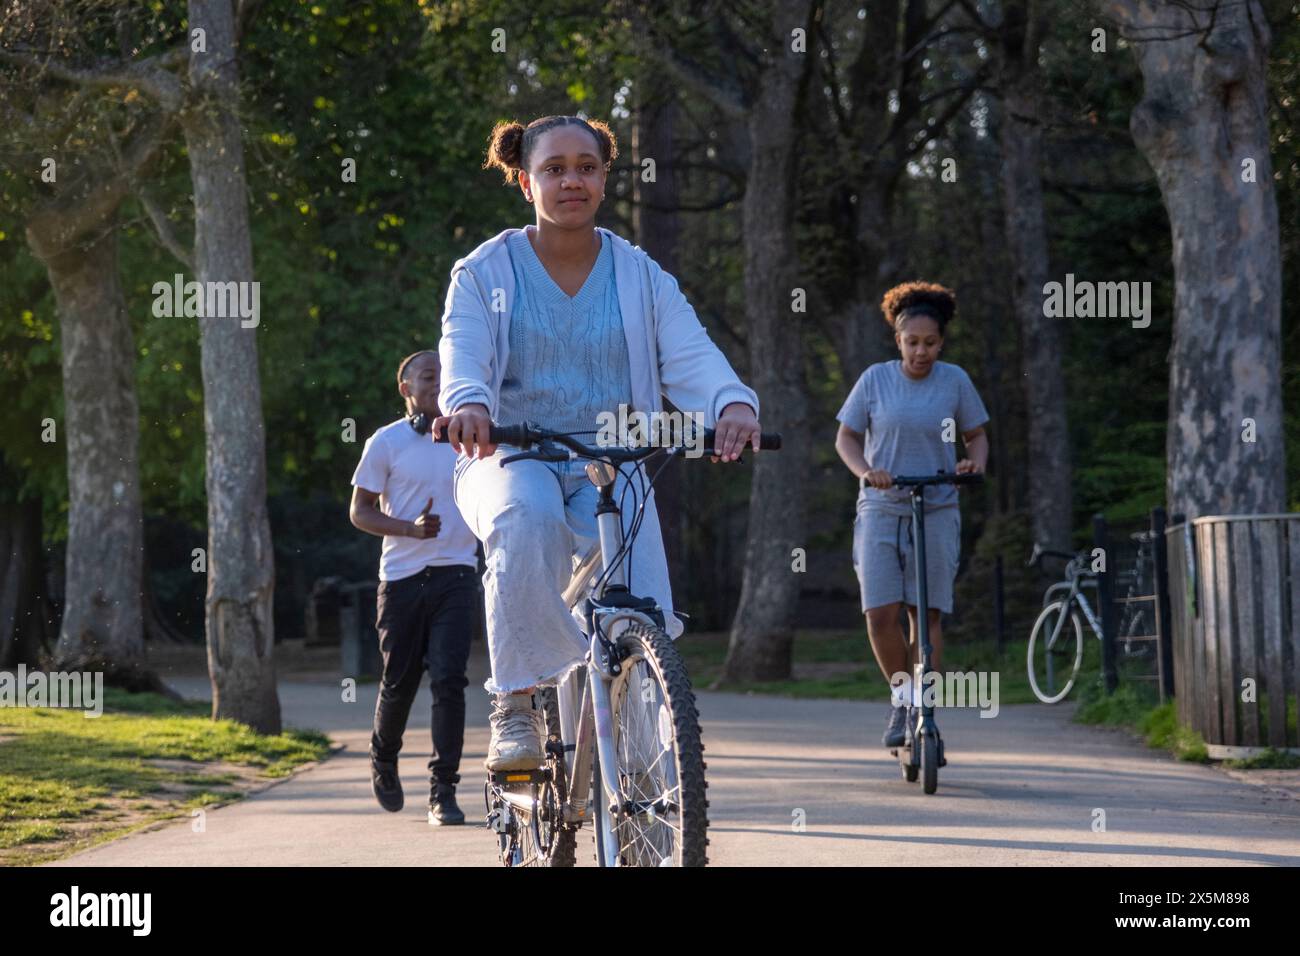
[{"x1": 50, "y1": 643, "x2": 1300, "y2": 867}]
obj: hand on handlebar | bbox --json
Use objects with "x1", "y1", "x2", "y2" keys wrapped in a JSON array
[
  {"x1": 862, "y1": 468, "x2": 893, "y2": 490},
  {"x1": 710, "y1": 402, "x2": 761, "y2": 463},
  {"x1": 955, "y1": 458, "x2": 983, "y2": 475},
  {"x1": 432, "y1": 404, "x2": 497, "y2": 459}
]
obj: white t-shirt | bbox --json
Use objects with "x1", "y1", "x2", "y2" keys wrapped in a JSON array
[{"x1": 350, "y1": 418, "x2": 478, "y2": 581}]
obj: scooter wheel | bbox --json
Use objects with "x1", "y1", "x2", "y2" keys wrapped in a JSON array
[{"x1": 922, "y1": 735, "x2": 939, "y2": 794}]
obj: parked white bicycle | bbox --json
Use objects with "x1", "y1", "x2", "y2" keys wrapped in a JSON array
[{"x1": 1025, "y1": 536, "x2": 1158, "y2": 704}]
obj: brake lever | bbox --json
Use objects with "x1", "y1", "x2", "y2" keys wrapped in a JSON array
[{"x1": 500, "y1": 441, "x2": 570, "y2": 467}]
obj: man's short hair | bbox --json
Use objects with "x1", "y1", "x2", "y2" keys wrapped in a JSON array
[{"x1": 396, "y1": 350, "x2": 438, "y2": 388}]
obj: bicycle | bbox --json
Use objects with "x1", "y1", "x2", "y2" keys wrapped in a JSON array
[
  {"x1": 886, "y1": 470, "x2": 984, "y2": 795},
  {"x1": 438, "y1": 419, "x2": 780, "y2": 866},
  {"x1": 1025, "y1": 533, "x2": 1158, "y2": 704}
]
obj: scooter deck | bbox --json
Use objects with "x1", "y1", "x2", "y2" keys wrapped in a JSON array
[{"x1": 889, "y1": 736, "x2": 947, "y2": 767}]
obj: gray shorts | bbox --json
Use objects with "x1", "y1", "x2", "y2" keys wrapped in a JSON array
[{"x1": 851, "y1": 507, "x2": 961, "y2": 613}]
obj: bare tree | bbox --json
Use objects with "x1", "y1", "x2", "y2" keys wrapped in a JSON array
[
  {"x1": 995, "y1": 0, "x2": 1073, "y2": 548},
  {"x1": 0, "y1": 5, "x2": 183, "y2": 683},
  {"x1": 2, "y1": 1, "x2": 279, "y2": 724},
  {"x1": 626, "y1": 0, "x2": 822, "y2": 680},
  {"x1": 181, "y1": 0, "x2": 280, "y2": 732},
  {"x1": 1102, "y1": 0, "x2": 1286, "y2": 517},
  {"x1": 812, "y1": 0, "x2": 996, "y2": 376}
]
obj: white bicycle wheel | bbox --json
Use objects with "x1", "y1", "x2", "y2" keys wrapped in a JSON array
[{"x1": 1027, "y1": 600, "x2": 1084, "y2": 704}]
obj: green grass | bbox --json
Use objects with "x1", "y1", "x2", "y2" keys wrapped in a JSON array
[
  {"x1": 1074, "y1": 679, "x2": 1210, "y2": 762},
  {"x1": 0, "y1": 687, "x2": 330, "y2": 864},
  {"x1": 1221, "y1": 748, "x2": 1300, "y2": 770}
]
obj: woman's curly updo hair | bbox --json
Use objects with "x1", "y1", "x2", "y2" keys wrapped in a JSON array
[
  {"x1": 483, "y1": 115, "x2": 619, "y2": 184},
  {"x1": 881, "y1": 281, "x2": 957, "y2": 336}
]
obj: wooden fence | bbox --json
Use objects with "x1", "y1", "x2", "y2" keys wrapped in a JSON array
[{"x1": 1165, "y1": 514, "x2": 1300, "y2": 756}]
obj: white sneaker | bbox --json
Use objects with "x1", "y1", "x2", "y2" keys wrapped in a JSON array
[{"x1": 486, "y1": 692, "x2": 545, "y2": 771}]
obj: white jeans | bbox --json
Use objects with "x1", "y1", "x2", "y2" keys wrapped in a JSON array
[{"x1": 453, "y1": 449, "x2": 682, "y2": 695}]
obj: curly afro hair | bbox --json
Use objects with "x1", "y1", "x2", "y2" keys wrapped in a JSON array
[
  {"x1": 482, "y1": 115, "x2": 619, "y2": 185},
  {"x1": 880, "y1": 281, "x2": 957, "y2": 335}
]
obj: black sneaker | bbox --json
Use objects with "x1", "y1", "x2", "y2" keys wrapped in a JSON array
[
  {"x1": 428, "y1": 785, "x2": 465, "y2": 826},
  {"x1": 882, "y1": 705, "x2": 908, "y2": 747},
  {"x1": 904, "y1": 706, "x2": 917, "y2": 747},
  {"x1": 371, "y1": 759, "x2": 403, "y2": 813}
]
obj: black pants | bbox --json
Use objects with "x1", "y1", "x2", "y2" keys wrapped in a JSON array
[{"x1": 370, "y1": 564, "x2": 477, "y2": 799}]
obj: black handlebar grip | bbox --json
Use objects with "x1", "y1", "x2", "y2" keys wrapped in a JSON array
[
  {"x1": 431, "y1": 420, "x2": 526, "y2": 446},
  {"x1": 488, "y1": 424, "x2": 527, "y2": 446}
]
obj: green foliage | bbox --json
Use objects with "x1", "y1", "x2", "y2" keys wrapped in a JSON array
[{"x1": 0, "y1": 0, "x2": 1296, "y2": 643}]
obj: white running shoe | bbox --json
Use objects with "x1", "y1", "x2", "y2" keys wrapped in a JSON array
[{"x1": 485, "y1": 692, "x2": 545, "y2": 771}]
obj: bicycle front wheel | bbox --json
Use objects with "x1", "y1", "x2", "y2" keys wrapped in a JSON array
[
  {"x1": 1027, "y1": 601, "x2": 1084, "y2": 704},
  {"x1": 601, "y1": 621, "x2": 708, "y2": 867}
]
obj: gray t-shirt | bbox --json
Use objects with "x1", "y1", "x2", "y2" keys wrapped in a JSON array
[{"x1": 836, "y1": 360, "x2": 989, "y2": 515}]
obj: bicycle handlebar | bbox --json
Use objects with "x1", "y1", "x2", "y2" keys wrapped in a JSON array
[
  {"x1": 1027, "y1": 542, "x2": 1083, "y2": 568},
  {"x1": 890, "y1": 472, "x2": 984, "y2": 488},
  {"x1": 434, "y1": 420, "x2": 781, "y2": 465}
]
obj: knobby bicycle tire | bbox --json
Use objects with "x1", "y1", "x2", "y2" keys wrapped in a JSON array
[{"x1": 597, "y1": 621, "x2": 709, "y2": 867}]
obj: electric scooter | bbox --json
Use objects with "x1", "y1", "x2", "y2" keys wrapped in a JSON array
[{"x1": 888, "y1": 470, "x2": 983, "y2": 794}]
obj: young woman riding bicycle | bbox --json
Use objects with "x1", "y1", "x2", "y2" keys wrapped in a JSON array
[{"x1": 433, "y1": 115, "x2": 763, "y2": 773}]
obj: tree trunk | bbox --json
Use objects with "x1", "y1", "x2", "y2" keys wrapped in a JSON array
[
  {"x1": 51, "y1": 228, "x2": 143, "y2": 670},
  {"x1": 0, "y1": 485, "x2": 46, "y2": 668},
  {"x1": 999, "y1": 0, "x2": 1073, "y2": 549},
  {"x1": 183, "y1": 0, "x2": 281, "y2": 732},
  {"x1": 721, "y1": 3, "x2": 816, "y2": 682},
  {"x1": 24, "y1": 212, "x2": 145, "y2": 675},
  {"x1": 1106, "y1": 0, "x2": 1285, "y2": 517}
]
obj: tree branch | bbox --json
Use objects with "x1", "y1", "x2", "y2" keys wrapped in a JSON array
[
  {"x1": 0, "y1": 46, "x2": 186, "y2": 113},
  {"x1": 619, "y1": 2, "x2": 750, "y2": 119},
  {"x1": 236, "y1": 0, "x2": 265, "y2": 42},
  {"x1": 26, "y1": 112, "x2": 172, "y2": 257},
  {"x1": 136, "y1": 187, "x2": 194, "y2": 269}
]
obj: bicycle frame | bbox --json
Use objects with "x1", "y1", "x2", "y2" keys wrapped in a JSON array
[{"x1": 1044, "y1": 562, "x2": 1103, "y2": 647}]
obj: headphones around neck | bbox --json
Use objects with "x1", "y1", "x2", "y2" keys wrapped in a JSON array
[{"x1": 408, "y1": 410, "x2": 430, "y2": 435}]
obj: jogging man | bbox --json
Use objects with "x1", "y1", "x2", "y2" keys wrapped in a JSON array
[{"x1": 350, "y1": 349, "x2": 479, "y2": 825}]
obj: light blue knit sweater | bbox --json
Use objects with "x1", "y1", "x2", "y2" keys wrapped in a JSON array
[{"x1": 497, "y1": 229, "x2": 633, "y2": 434}]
